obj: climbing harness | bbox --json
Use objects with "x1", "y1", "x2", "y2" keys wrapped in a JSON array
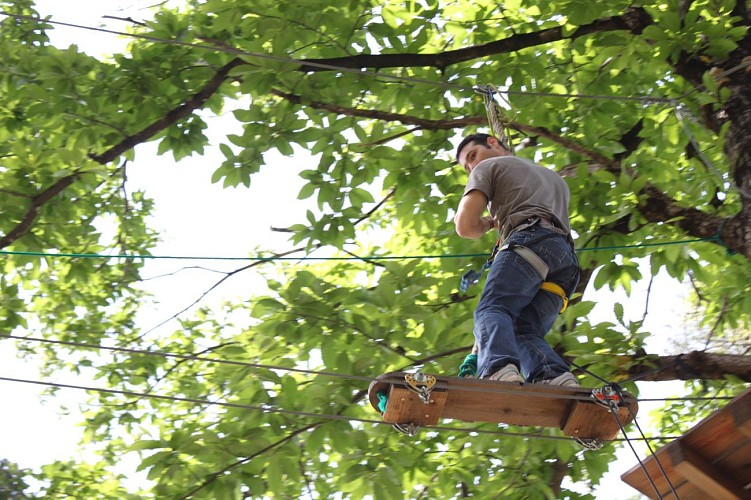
[
  {"x1": 459, "y1": 227, "x2": 571, "y2": 313},
  {"x1": 460, "y1": 84, "x2": 569, "y2": 311}
]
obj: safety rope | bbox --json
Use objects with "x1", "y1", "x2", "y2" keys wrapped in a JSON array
[
  {"x1": 477, "y1": 84, "x2": 515, "y2": 152},
  {"x1": 0, "y1": 236, "x2": 721, "y2": 262}
]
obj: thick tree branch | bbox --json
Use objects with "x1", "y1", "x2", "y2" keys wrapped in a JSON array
[
  {"x1": 0, "y1": 7, "x2": 655, "y2": 252},
  {"x1": 90, "y1": 57, "x2": 244, "y2": 165},
  {"x1": 272, "y1": 89, "x2": 751, "y2": 258},
  {"x1": 396, "y1": 344, "x2": 751, "y2": 382},
  {"x1": 636, "y1": 185, "x2": 750, "y2": 259},
  {"x1": 622, "y1": 351, "x2": 751, "y2": 382},
  {"x1": 297, "y1": 7, "x2": 653, "y2": 72},
  {"x1": 0, "y1": 57, "x2": 245, "y2": 251}
]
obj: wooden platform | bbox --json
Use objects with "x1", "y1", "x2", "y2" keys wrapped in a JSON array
[
  {"x1": 368, "y1": 372, "x2": 638, "y2": 441},
  {"x1": 621, "y1": 387, "x2": 751, "y2": 499}
]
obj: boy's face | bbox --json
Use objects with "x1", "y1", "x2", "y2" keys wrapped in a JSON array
[{"x1": 458, "y1": 137, "x2": 507, "y2": 173}]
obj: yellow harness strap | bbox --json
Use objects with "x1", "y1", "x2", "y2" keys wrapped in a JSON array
[{"x1": 541, "y1": 281, "x2": 569, "y2": 313}]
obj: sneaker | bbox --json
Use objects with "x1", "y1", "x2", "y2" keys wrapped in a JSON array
[
  {"x1": 538, "y1": 372, "x2": 579, "y2": 387},
  {"x1": 486, "y1": 364, "x2": 523, "y2": 383}
]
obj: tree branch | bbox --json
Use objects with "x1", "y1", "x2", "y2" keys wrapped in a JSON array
[
  {"x1": 90, "y1": 57, "x2": 244, "y2": 165},
  {"x1": 614, "y1": 350, "x2": 751, "y2": 382},
  {"x1": 376, "y1": 343, "x2": 751, "y2": 382},
  {"x1": 127, "y1": 244, "x2": 316, "y2": 345},
  {"x1": 0, "y1": 172, "x2": 81, "y2": 249},
  {"x1": 297, "y1": 7, "x2": 653, "y2": 72},
  {"x1": 0, "y1": 58, "x2": 245, "y2": 251},
  {"x1": 270, "y1": 89, "x2": 612, "y2": 164},
  {"x1": 178, "y1": 423, "x2": 319, "y2": 500}
]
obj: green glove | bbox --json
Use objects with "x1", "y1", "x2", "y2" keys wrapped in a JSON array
[{"x1": 458, "y1": 353, "x2": 477, "y2": 377}]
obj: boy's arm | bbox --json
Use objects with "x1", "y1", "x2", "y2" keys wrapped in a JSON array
[{"x1": 455, "y1": 190, "x2": 495, "y2": 238}]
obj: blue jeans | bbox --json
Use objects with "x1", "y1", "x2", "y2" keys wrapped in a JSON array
[{"x1": 473, "y1": 224, "x2": 580, "y2": 382}]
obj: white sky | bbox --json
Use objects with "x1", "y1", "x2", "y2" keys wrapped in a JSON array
[{"x1": 0, "y1": 2, "x2": 693, "y2": 498}]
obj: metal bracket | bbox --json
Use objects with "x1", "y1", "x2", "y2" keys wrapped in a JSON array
[
  {"x1": 393, "y1": 422, "x2": 420, "y2": 436},
  {"x1": 404, "y1": 372, "x2": 436, "y2": 404}
]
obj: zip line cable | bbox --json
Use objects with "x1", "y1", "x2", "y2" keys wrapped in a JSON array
[
  {"x1": 0, "y1": 334, "x2": 594, "y2": 404},
  {"x1": 0, "y1": 11, "x2": 676, "y2": 105},
  {"x1": 0, "y1": 374, "x2": 680, "y2": 443},
  {"x1": 0, "y1": 333, "x2": 736, "y2": 404},
  {"x1": 0, "y1": 333, "x2": 374, "y2": 384},
  {"x1": 0, "y1": 237, "x2": 720, "y2": 263}
]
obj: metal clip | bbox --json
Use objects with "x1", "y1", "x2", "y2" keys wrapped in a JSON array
[
  {"x1": 591, "y1": 384, "x2": 623, "y2": 410},
  {"x1": 393, "y1": 422, "x2": 420, "y2": 436},
  {"x1": 404, "y1": 372, "x2": 436, "y2": 404},
  {"x1": 460, "y1": 269, "x2": 483, "y2": 292}
]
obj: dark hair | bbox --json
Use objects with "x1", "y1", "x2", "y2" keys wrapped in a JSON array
[{"x1": 455, "y1": 133, "x2": 494, "y2": 162}]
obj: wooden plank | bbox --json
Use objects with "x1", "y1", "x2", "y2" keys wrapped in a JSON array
[
  {"x1": 382, "y1": 387, "x2": 447, "y2": 426},
  {"x1": 680, "y1": 388, "x2": 751, "y2": 455},
  {"x1": 621, "y1": 450, "x2": 680, "y2": 500},
  {"x1": 669, "y1": 442, "x2": 747, "y2": 500},
  {"x1": 369, "y1": 372, "x2": 637, "y2": 441},
  {"x1": 440, "y1": 377, "x2": 575, "y2": 428},
  {"x1": 562, "y1": 399, "x2": 635, "y2": 442}
]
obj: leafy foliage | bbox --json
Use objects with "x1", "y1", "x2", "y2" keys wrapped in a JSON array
[
  {"x1": 1, "y1": 0, "x2": 750, "y2": 497},
  {"x1": 0, "y1": 459, "x2": 30, "y2": 498}
]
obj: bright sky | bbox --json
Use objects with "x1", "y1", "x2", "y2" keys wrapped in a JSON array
[{"x1": 0, "y1": 2, "x2": 690, "y2": 497}]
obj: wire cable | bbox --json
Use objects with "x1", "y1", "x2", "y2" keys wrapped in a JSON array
[
  {"x1": 0, "y1": 237, "x2": 719, "y2": 263},
  {"x1": 1, "y1": 333, "x2": 595, "y2": 403},
  {"x1": 0, "y1": 333, "x2": 374, "y2": 383},
  {"x1": 606, "y1": 399, "x2": 668, "y2": 499},
  {"x1": 0, "y1": 374, "x2": 677, "y2": 443},
  {"x1": 0, "y1": 333, "x2": 736, "y2": 404},
  {"x1": 624, "y1": 403, "x2": 680, "y2": 499},
  {"x1": 0, "y1": 11, "x2": 676, "y2": 105}
]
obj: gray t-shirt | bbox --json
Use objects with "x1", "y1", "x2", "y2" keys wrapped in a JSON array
[{"x1": 463, "y1": 156, "x2": 571, "y2": 240}]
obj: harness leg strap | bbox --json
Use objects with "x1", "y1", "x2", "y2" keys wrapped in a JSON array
[
  {"x1": 501, "y1": 244, "x2": 569, "y2": 313},
  {"x1": 540, "y1": 281, "x2": 569, "y2": 313},
  {"x1": 506, "y1": 245, "x2": 549, "y2": 279}
]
